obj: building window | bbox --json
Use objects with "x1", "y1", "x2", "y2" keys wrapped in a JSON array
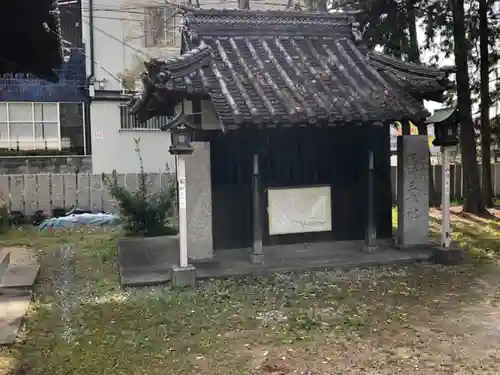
[
  {"x1": 60, "y1": 103, "x2": 86, "y2": 154},
  {"x1": 119, "y1": 105, "x2": 174, "y2": 131},
  {"x1": 0, "y1": 102, "x2": 85, "y2": 154},
  {"x1": 144, "y1": 6, "x2": 179, "y2": 48}
]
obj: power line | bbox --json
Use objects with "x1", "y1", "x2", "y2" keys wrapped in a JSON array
[
  {"x1": 79, "y1": 12, "x2": 182, "y2": 59},
  {"x1": 45, "y1": 24, "x2": 125, "y2": 85},
  {"x1": 61, "y1": 8, "x2": 152, "y2": 59},
  {"x1": 60, "y1": 0, "x2": 289, "y2": 12},
  {"x1": 55, "y1": 5, "x2": 185, "y2": 85}
]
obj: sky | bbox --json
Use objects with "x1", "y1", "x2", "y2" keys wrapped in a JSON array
[
  {"x1": 416, "y1": 19, "x2": 453, "y2": 115},
  {"x1": 416, "y1": 18, "x2": 500, "y2": 119}
]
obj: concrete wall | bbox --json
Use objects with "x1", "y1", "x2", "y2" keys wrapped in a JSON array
[
  {"x1": 0, "y1": 156, "x2": 92, "y2": 174},
  {"x1": 80, "y1": 0, "x2": 291, "y2": 173},
  {"x1": 0, "y1": 172, "x2": 172, "y2": 215},
  {"x1": 90, "y1": 101, "x2": 175, "y2": 173},
  {"x1": 81, "y1": 0, "x2": 183, "y2": 92}
]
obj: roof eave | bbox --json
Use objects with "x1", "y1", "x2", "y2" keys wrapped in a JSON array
[
  {"x1": 367, "y1": 52, "x2": 455, "y2": 99},
  {"x1": 425, "y1": 107, "x2": 457, "y2": 124},
  {"x1": 128, "y1": 43, "x2": 213, "y2": 121}
]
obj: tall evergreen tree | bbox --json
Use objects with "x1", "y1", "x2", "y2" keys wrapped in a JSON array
[
  {"x1": 405, "y1": 0, "x2": 440, "y2": 206},
  {"x1": 450, "y1": 0, "x2": 486, "y2": 213},
  {"x1": 479, "y1": 0, "x2": 494, "y2": 206}
]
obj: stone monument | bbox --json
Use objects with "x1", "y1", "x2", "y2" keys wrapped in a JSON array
[{"x1": 396, "y1": 135, "x2": 429, "y2": 247}]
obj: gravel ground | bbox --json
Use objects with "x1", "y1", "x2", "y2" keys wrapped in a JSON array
[{"x1": 52, "y1": 244, "x2": 76, "y2": 343}]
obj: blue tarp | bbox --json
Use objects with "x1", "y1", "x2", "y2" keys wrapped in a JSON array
[{"x1": 38, "y1": 213, "x2": 121, "y2": 231}]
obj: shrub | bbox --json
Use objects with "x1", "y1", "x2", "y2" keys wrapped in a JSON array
[{"x1": 104, "y1": 138, "x2": 177, "y2": 237}]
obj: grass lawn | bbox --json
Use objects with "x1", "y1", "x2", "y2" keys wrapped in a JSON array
[{"x1": 2, "y1": 209, "x2": 500, "y2": 375}]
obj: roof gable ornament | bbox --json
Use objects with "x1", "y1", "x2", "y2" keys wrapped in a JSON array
[
  {"x1": 351, "y1": 21, "x2": 362, "y2": 43},
  {"x1": 127, "y1": 43, "x2": 212, "y2": 121}
]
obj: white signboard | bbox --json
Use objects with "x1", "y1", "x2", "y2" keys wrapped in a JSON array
[
  {"x1": 93, "y1": 131, "x2": 104, "y2": 139},
  {"x1": 268, "y1": 186, "x2": 332, "y2": 235}
]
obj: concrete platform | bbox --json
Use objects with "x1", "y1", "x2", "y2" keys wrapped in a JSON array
[
  {"x1": 0, "y1": 265, "x2": 41, "y2": 289},
  {"x1": 117, "y1": 235, "x2": 179, "y2": 286},
  {"x1": 0, "y1": 251, "x2": 10, "y2": 279},
  {"x1": 0, "y1": 247, "x2": 39, "y2": 345},
  {"x1": 118, "y1": 238, "x2": 432, "y2": 287},
  {"x1": 0, "y1": 248, "x2": 40, "y2": 290},
  {"x1": 0, "y1": 292, "x2": 32, "y2": 345}
]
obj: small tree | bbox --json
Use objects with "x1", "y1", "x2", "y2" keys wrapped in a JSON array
[{"x1": 105, "y1": 138, "x2": 177, "y2": 237}]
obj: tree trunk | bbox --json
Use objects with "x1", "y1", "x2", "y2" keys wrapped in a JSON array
[
  {"x1": 479, "y1": 0, "x2": 493, "y2": 207},
  {"x1": 408, "y1": 3, "x2": 439, "y2": 206},
  {"x1": 451, "y1": 0, "x2": 486, "y2": 213},
  {"x1": 417, "y1": 123, "x2": 440, "y2": 206},
  {"x1": 238, "y1": 0, "x2": 250, "y2": 9},
  {"x1": 407, "y1": 1, "x2": 421, "y2": 64}
]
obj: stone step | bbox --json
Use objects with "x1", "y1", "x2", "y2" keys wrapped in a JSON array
[
  {"x1": 0, "y1": 293, "x2": 32, "y2": 345},
  {"x1": 0, "y1": 248, "x2": 39, "y2": 346},
  {"x1": 0, "y1": 263, "x2": 40, "y2": 290},
  {"x1": 0, "y1": 251, "x2": 11, "y2": 280}
]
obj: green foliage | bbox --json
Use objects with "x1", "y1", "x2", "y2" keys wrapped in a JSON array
[
  {"x1": 117, "y1": 55, "x2": 146, "y2": 91},
  {"x1": 104, "y1": 138, "x2": 177, "y2": 237}
]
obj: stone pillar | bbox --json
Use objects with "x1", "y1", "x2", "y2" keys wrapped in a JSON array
[
  {"x1": 251, "y1": 153, "x2": 263, "y2": 263},
  {"x1": 396, "y1": 135, "x2": 429, "y2": 247},
  {"x1": 185, "y1": 141, "x2": 214, "y2": 260}
]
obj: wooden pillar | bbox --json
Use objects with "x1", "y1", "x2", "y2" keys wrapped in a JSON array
[
  {"x1": 238, "y1": 0, "x2": 250, "y2": 9},
  {"x1": 363, "y1": 146, "x2": 377, "y2": 252},
  {"x1": 402, "y1": 118, "x2": 411, "y2": 135},
  {"x1": 251, "y1": 152, "x2": 264, "y2": 264}
]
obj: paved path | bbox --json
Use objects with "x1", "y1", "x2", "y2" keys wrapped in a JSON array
[{"x1": 0, "y1": 247, "x2": 39, "y2": 345}]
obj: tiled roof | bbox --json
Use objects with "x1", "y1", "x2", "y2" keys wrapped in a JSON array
[
  {"x1": 128, "y1": 44, "x2": 212, "y2": 118},
  {"x1": 425, "y1": 107, "x2": 456, "y2": 124},
  {"x1": 131, "y1": 8, "x2": 454, "y2": 128}
]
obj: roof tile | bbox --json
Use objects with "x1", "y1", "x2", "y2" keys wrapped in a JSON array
[{"x1": 131, "y1": 8, "x2": 453, "y2": 128}]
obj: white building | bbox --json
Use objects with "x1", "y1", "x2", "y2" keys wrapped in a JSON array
[{"x1": 81, "y1": 0, "x2": 292, "y2": 173}]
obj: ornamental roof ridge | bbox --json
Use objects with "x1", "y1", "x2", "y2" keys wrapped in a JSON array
[{"x1": 180, "y1": 6, "x2": 359, "y2": 28}]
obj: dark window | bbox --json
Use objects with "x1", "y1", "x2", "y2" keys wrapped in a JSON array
[
  {"x1": 60, "y1": 103, "x2": 85, "y2": 154},
  {"x1": 119, "y1": 105, "x2": 173, "y2": 131}
]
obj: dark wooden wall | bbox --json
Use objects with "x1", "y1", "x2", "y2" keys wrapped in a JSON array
[{"x1": 210, "y1": 125, "x2": 392, "y2": 251}]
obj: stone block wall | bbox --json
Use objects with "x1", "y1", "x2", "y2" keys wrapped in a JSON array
[{"x1": 0, "y1": 156, "x2": 92, "y2": 174}]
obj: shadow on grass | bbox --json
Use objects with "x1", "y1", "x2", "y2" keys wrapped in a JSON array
[{"x1": 424, "y1": 211, "x2": 500, "y2": 259}]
